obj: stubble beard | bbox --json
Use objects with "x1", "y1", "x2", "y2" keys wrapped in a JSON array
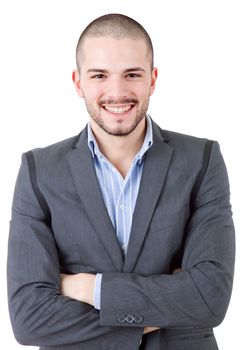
[{"x1": 84, "y1": 97, "x2": 150, "y2": 137}]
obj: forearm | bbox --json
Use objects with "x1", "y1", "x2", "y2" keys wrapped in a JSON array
[
  {"x1": 100, "y1": 260, "x2": 234, "y2": 329},
  {"x1": 60, "y1": 273, "x2": 160, "y2": 334}
]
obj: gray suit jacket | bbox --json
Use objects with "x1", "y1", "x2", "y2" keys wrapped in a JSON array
[{"x1": 7, "y1": 120, "x2": 235, "y2": 350}]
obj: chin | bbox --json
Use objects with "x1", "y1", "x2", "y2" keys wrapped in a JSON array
[{"x1": 102, "y1": 122, "x2": 142, "y2": 137}]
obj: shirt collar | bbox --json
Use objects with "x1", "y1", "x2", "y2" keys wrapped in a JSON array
[{"x1": 87, "y1": 115, "x2": 153, "y2": 162}]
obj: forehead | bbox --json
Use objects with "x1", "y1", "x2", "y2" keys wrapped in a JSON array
[{"x1": 80, "y1": 36, "x2": 150, "y2": 71}]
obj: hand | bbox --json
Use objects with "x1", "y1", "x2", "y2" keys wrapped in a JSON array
[
  {"x1": 61, "y1": 274, "x2": 160, "y2": 334},
  {"x1": 172, "y1": 268, "x2": 182, "y2": 274},
  {"x1": 143, "y1": 327, "x2": 160, "y2": 334},
  {"x1": 60, "y1": 273, "x2": 96, "y2": 306}
]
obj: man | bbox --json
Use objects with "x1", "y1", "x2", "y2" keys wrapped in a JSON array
[{"x1": 7, "y1": 13, "x2": 235, "y2": 350}]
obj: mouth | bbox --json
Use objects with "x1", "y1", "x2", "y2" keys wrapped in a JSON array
[{"x1": 101, "y1": 104, "x2": 135, "y2": 115}]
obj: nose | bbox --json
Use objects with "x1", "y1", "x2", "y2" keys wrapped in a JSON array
[{"x1": 105, "y1": 76, "x2": 129, "y2": 102}]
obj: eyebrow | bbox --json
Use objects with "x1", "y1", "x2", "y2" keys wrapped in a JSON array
[{"x1": 86, "y1": 67, "x2": 146, "y2": 74}]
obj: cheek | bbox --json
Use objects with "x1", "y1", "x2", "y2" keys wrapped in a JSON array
[
  {"x1": 82, "y1": 86, "x2": 103, "y2": 103},
  {"x1": 135, "y1": 85, "x2": 152, "y2": 100},
  {"x1": 136, "y1": 78, "x2": 153, "y2": 95}
]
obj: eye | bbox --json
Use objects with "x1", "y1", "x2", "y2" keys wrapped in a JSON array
[
  {"x1": 127, "y1": 73, "x2": 140, "y2": 78},
  {"x1": 91, "y1": 74, "x2": 106, "y2": 79}
]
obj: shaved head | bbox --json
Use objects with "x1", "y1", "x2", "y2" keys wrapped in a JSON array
[{"x1": 76, "y1": 13, "x2": 154, "y2": 70}]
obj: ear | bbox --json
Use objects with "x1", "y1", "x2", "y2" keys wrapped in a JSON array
[
  {"x1": 150, "y1": 67, "x2": 158, "y2": 96},
  {"x1": 72, "y1": 70, "x2": 84, "y2": 98}
]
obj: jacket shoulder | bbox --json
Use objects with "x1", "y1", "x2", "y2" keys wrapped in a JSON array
[
  {"x1": 161, "y1": 129, "x2": 211, "y2": 147},
  {"x1": 159, "y1": 129, "x2": 217, "y2": 171},
  {"x1": 25, "y1": 132, "x2": 83, "y2": 164}
]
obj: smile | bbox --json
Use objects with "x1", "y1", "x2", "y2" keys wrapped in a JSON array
[{"x1": 102, "y1": 104, "x2": 135, "y2": 114}]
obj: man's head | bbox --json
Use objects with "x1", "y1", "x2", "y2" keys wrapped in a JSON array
[
  {"x1": 76, "y1": 13, "x2": 154, "y2": 71},
  {"x1": 73, "y1": 14, "x2": 157, "y2": 138}
]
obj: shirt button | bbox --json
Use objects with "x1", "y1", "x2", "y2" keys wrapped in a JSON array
[
  {"x1": 122, "y1": 244, "x2": 127, "y2": 252},
  {"x1": 120, "y1": 204, "x2": 125, "y2": 210}
]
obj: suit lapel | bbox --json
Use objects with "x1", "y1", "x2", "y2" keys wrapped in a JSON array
[
  {"x1": 67, "y1": 121, "x2": 174, "y2": 273},
  {"x1": 123, "y1": 122, "x2": 174, "y2": 272},
  {"x1": 67, "y1": 127, "x2": 124, "y2": 272}
]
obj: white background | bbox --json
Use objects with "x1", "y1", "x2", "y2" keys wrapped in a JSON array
[{"x1": 0, "y1": 1, "x2": 244, "y2": 348}]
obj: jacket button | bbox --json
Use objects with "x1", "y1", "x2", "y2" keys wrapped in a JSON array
[
  {"x1": 117, "y1": 315, "x2": 126, "y2": 324},
  {"x1": 126, "y1": 314, "x2": 135, "y2": 324},
  {"x1": 134, "y1": 314, "x2": 143, "y2": 323}
]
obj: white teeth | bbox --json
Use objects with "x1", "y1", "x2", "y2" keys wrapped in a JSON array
[{"x1": 104, "y1": 105, "x2": 133, "y2": 114}]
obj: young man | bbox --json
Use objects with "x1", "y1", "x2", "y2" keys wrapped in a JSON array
[{"x1": 8, "y1": 14, "x2": 235, "y2": 350}]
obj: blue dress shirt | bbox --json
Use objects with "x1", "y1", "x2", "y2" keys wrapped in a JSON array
[{"x1": 87, "y1": 115, "x2": 153, "y2": 309}]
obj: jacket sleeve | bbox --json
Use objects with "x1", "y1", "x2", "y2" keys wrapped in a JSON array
[
  {"x1": 7, "y1": 153, "x2": 143, "y2": 348},
  {"x1": 100, "y1": 141, "x2": 235, "y2": 328}
]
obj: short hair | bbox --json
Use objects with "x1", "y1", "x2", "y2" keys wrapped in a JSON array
[{"x1": 76, "y1": 13, "x2": 154, "y2": 70}]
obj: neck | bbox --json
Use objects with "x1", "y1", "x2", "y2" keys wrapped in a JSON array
[{"x1": 90, "y1": 118, "x2": 147, "y2": 176}]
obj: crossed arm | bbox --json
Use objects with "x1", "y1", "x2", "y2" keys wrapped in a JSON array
[
  {"x1": 60, "y1": 272, "x2": 164, "y2": 335},
  {"x1": 60, "y1": 273, "x2": 159, "y2": 335},
  {"x1": 60, "y1": 268, "x2": 182, "y2": 332}
]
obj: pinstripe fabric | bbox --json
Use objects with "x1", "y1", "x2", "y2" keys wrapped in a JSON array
[{"x1": 87, "y1": 116, "x2": 153, "y2": 309}]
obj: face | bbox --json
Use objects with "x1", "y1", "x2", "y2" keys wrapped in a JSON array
[{"x1": 73, "y1": 36, "x2": 157, "y2": 137}]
